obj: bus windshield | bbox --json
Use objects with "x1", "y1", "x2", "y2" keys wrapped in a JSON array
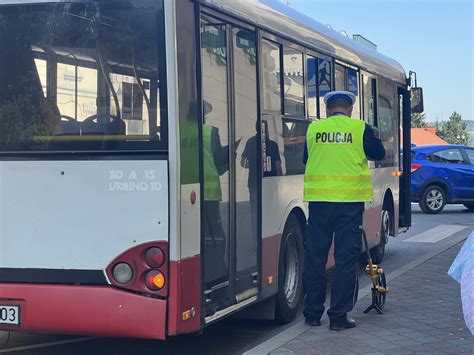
[{"x1": 0, "y1": 1, "x2": 166, "y2": 152}]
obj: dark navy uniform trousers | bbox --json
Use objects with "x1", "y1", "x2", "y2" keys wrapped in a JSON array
[{"x1": 303, "y1": 201, "x2": 364, "y2": 322}]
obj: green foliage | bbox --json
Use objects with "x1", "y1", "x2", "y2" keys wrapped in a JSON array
[
  {"x1": 411, "y1": 112, "x2": 427, "y2": 128},
  {"x1": 438, "y1": 112, "x2": 471, "y2": 145}
]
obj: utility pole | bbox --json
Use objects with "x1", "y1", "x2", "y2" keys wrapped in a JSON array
[{"x1": 285, "y1": 0, "x2": 293, "y2": 5}]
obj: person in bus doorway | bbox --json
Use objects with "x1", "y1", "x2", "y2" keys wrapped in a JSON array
[{"x1": 302, "y1": 91, "x2": 385, "y2": 330}]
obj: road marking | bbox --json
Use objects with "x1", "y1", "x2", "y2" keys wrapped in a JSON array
[
  {"x1": 403, "y1": 225, "x2": 466, "y2": 243},
  {"x1": 1, "y1": 337, "x2": 97, "y2": 353}
]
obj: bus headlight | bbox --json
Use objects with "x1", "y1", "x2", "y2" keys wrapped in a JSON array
[{"x1": 113, "y1": 262, "x2": 133, "y2": 284}]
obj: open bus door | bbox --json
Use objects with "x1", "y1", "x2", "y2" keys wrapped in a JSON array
[
  {"x1": 398, "y1": 86, "x2": 411, "y2": 229},
  {"x1": 398, "y1": 73, "x2": 424, "y2": 229}
]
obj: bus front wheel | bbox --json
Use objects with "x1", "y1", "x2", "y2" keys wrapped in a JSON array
[
  {"x1": 370, "y1": 209, "x2": 391, "y2": 264},
  {"x1": 275, "y1": 214, "x2": 304, "y2": 323}
]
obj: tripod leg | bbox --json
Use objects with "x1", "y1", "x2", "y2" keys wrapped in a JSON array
[
  {"x1": 363, "y1": 288, "x2": 384, "y2": 314},
  {"x1": 363, "y1": 304, "x2": 374, "y2": 314}
]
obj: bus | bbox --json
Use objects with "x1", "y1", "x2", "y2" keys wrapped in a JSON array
[{"x1": 0, "y1": 0, "x2": 419, "y2": 339}]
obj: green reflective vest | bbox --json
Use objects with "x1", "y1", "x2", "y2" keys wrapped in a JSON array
[
  {"x1": 203, "y1": 124, "x2": 222, "y2": 201},
  {"x1": 304, "y1": 115, "x2": 374, "y2": 202}
]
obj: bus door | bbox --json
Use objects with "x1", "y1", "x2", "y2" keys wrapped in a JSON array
[
  {"x1": 398, "y1": 86, "x2": 411, "y2": 228},
  {"x1": 200, "y1": 18, "x2": 260, "y2": 317}
]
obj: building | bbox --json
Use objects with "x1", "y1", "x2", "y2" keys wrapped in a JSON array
[{"x1": 411, "y1": 127, "x2": 448, "y2": 146}]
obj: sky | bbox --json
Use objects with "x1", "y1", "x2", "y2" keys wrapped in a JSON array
[{"x1": 286, "y1": 0, "x2": 473, "y2": 122}]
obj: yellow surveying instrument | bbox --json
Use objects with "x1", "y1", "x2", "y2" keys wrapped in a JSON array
[{"x1": 360, "y1": 226, "x2": 389, "y2": 314}]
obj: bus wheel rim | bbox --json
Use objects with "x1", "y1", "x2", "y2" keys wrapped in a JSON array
[{"x1": 284, "y1": 232, "x2": 299, "y2": 305}]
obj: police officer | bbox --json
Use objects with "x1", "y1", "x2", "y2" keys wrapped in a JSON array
[{"x1": 303, "y1": 91, "x2": 385, "y2": 331}]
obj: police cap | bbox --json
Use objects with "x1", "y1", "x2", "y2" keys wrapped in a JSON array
[{"x1": 324, "y1": 91, "x2": 356, "y2": 106}]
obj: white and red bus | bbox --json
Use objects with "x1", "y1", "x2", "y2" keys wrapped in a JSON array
[{"x1": 0, "y1": 0, "x2": 417, "y2": 339}]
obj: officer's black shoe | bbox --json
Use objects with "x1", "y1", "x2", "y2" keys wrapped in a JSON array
[
  {"x1": 329, "y1": 317, "x2": 356, "y2": 331},
  {"x1": 304, "y1": 318, "x2": 322, "y2": 326}
]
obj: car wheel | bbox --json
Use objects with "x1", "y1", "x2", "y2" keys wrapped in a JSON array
[
  {"x1": 419, "y1": 185, "x2": 446, "y2": 214},
  {"x1": 371, "y1": 209, "x2": 391, "y2": 264},
  {"x1": 275, "y1": 214, "x2": 304, "y2": 323}
]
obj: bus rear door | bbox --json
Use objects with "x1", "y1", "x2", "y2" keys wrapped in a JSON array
[{"x1": 200, "y1": 17, "x2": 261, "y2": 318}]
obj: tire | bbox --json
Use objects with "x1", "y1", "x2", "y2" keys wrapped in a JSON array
[
  {"x1": 275, "y1": 214, "x2": 304, "y2": 323},
  {"x1": 463, "y1": 203, "x2": 474, "y2": 211},
  {"x1": 419, "y1": 185, "x2": 446, "y2": 214},
  {"x1": 370, "y1": 209, "x2": 391, "y2": 264}
]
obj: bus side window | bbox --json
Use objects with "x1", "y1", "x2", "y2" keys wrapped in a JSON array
[
  {"x1": 347, "y1": 68, "x2": 361, "y2": 119},
  {"x1": 306, "y1": 56, "x2": 332, "y2": 119},
  {"x1": 362, "y1": 75, "x2": 377, "y2": 127},
  {"x1": 335, "y1": 63, "x2": 346, "y2": 91},
  {"x1": 262, "y1": 39, "x2": 282, "y2": 113},
  {"x1": 378, "y1": 77, "x2": 398, "y2": 167},
  {"x1": 282, "y1": 46, "x2": 304, "y2": 116},
  {"x1": 306, "y1": 55, "x2": 317, "y2": 119},
  {"x1": 317, "y1": 58, "x2": 332, "y2": 119}
]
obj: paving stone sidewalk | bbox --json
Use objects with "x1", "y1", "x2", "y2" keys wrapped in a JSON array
[{"x1": 272, "y1": 242, "x2": 474, "y2": 354}]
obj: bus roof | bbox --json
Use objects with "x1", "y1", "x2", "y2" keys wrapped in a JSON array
[{"x1": 200, "y1": 0, "x2": 407, "y2": 85}]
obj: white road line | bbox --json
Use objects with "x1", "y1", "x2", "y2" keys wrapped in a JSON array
[
  {"x1": 403, "y1": 225, "x2": 466, "y2": 243},
  {"x1": 1, "y1": 337, "x2": 98, "y2": 353}
]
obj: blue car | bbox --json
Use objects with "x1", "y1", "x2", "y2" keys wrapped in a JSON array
[{"x1": 411, "y1": 145, "x2": 474, "y2": 213}]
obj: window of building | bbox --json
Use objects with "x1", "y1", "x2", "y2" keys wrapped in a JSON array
[
  {"x1": 283, "y1": 47, "x2": 304, "y2": 116},
  {"x1": 34, "y1": 59, "x2": 47, "y2": 97},
  {"x1": 262, "y1": 39, "x2": 281, "y2": 112}
]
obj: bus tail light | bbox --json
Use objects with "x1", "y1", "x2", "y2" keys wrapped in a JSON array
[
  {"x1": 145, "y1": 270, "x2": 165, "y2": 291},
  {"x1": 145, "y1": 247, "x2": 165, "y2": 268},
  {"x1": 112, "y1": 262, "x2": 133, "y2": 284},
  {"x1": 106, "y1": 241, "x2": 169, "y2": 297},
  {"x1": 411, "y1": 164, "x2": 422, "y2": 173}
]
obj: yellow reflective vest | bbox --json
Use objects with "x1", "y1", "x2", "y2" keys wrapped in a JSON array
[
  {"x1": 203, "y1": 124, "x2": 222, "y2": 201},
  {"x1": 304, "y1": 115, "x2": 374, "y2": 202}
]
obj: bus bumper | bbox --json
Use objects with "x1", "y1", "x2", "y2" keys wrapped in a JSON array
[{"x1": 0, "y1": 283, "x2": 166, "y2": 339}]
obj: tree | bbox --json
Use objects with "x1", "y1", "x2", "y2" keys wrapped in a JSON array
[
  {"x1": 411, "y1": 112, "x2": 427, "y2": 128},
  {"x1": 438, "y1": 111, "x2": 471, "y2": 145}
]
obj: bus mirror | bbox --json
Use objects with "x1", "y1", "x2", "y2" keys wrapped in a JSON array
[
  {"x1": 201, "y1": 27, "x2": 226, "y2": 49},
  {"x1": 410, "y1": 87, "x2": 424, "y2": 113},
  {"x1": 236, "y1": 30, "x2": 255, "y2": 49}
]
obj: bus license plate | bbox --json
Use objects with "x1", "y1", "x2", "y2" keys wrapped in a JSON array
[{"x1": 0, "y1": 305, "x2": 20, "y2": 326}]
